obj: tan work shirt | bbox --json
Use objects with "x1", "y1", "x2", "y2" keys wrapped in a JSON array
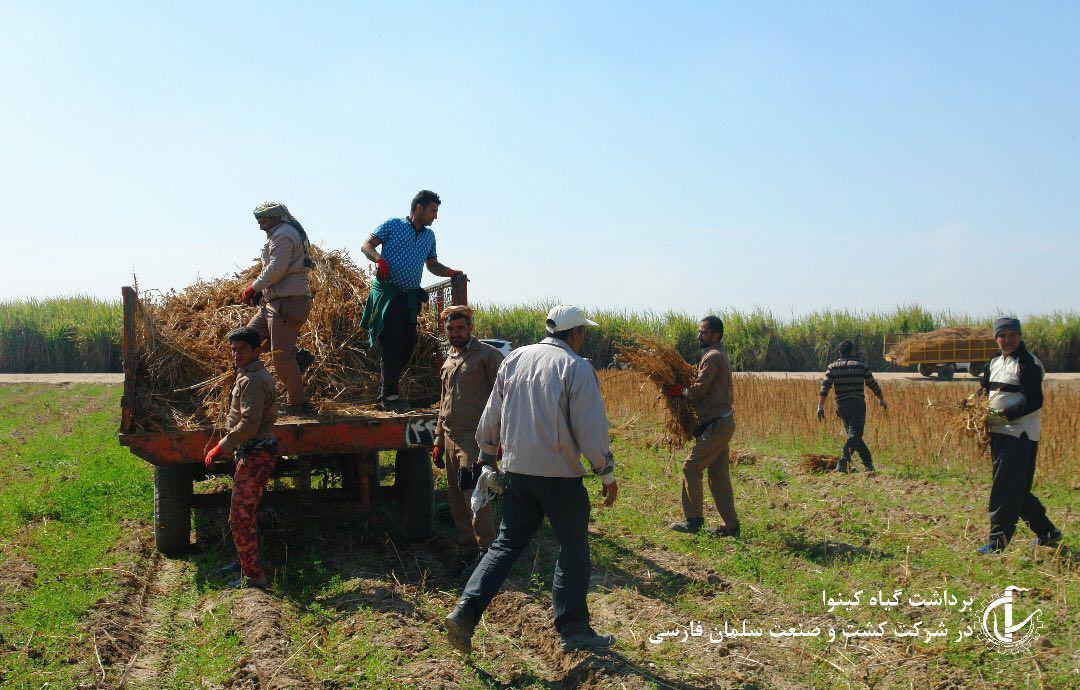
[
  {"x1": 251, "y1": 222, "x2": 311, "y2": 301},
  {"x1": 684, "y1": 344, "x2": 734, "y2": 421},
  {"x1": 436, "y1": 337, "x2": 504, "y2": 446},
  {"x1": 220, "y1": 360, "x2": 278, "y2": 451}
]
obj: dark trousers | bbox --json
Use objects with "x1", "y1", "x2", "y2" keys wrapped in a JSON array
[
  {"x1": 458, "y1": 473, "x2": 592, "y2": 636},
  {"x1": 836, "y1": 398, "x2": 872, "y2": 466},
  {"x1": 988, "y1": 432, "x2": 1055, "y2": 547},
  {"x1": 378, "y1": 292, "x2": 418, "y2": 398}
]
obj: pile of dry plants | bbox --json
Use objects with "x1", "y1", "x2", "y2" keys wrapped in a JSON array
[
  {"x1": 130, "y1": 246, "x2": 440, "y2": 432},
  {"x1": 614, "y1": 336, "x2": 697, "y2": 446},
  {"x1": 926, "y1": 394, "x2": 992, "y2": 451}
]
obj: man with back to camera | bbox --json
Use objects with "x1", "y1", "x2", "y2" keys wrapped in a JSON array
[
  {"x1": 443, "y1": 305, "x2": 619, "y2": 655},
  {"x1": 816, "y1": 340, "x2": 887, "y2": 474},
  {"x1": 360, "y1": 190, "x2": 462, "y2": 412},
  {"x1": 976, "y1": 317, "x2": 1062, "y2": 554},
  {"x1": 665, "y1": 316, "x2": 740, "y2": 536}
]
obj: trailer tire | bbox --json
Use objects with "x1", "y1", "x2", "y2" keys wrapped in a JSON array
[
  {"x1": 938, "y1": 364, "x2": 955, "y2": 380},
  {"x1": 968, "y1": 363, "x2": 985, "y2": 378},
  {"x1": 154, "y1": 464, "x2": 193, "y2": 556},
  {"x1": 394, "y1": 447, "x2": 433, "y2": 542},
  {"x1": 918, "y1": 364, "x2": 934, "y2": 377}
]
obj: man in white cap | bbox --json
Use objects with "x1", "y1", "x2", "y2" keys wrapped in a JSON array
[
  {"x1": 976, "y1": 316, "x2": 1061, "y2": 553},
  {"x1": 444, "y1": 305, "x2": 619, "y2": 655}
]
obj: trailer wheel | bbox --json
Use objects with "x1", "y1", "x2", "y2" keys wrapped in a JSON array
[
  {"x1": 918, "y1": 364, "x2": 934, "y2": 377},
  {"x1": 154, "y1": 464, "x2": 193, "y2": 556},
  {"x1": 938, "y1": 364, "x2": 955, "y2": 380},
  {"x1": 968, "y1": 363, "x2": 985, "y2": 378},
  {"x1": 394, "y1": 447, "x2": 433, "y2": 541}
]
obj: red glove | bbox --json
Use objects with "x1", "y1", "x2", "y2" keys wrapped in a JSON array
[
  {"x1": 432, "y1": 445, "x2": 444, "y2": 469},
  {"x1": 376, "y1": 258, "x2": 390, "y2": 281},
  {"x1": 664, "y1": 384, "x2": 685, "y2": 398},
  {"x1": 204, "y1": 441, "x2": 225, "y2": 470},
  {"x1": 240, "y1": 285, "x2": 256, "y2": 304}
]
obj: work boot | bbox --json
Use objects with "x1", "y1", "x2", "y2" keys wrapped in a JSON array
[
  {"x1": 670, "y1": 518, "x2": 704, "y2": 534},
  {"x1": 1032, "y1": 528, "x2": 1062, "y2": 547},
  {"x1": 560, "y1": 627, "x2": 616, "y2": 652},
  {"x1": 294, "y1": 347, "x2": 315, "y2": 375},
  {"x1": 836, "y1": 458, "x2": 850, "y2": 473},
  {"x1": 444, "y1": 601, "x2": 477, "y2": 655},
  {"x1": 711, "y1": 525, "x2": 741, "y2": 538}
]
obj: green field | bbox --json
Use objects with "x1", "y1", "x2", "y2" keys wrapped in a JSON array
[
  {"x1": 0, "y1": 384, "x2": 1074, "y2": 688},
  {"x1": 2, "y1": 297, "x2": 1078, "y2": 373}
]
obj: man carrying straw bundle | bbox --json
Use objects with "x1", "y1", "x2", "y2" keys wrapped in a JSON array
[
  {"x1": 202, "y1": 327, "x2": 279, "y2": 589},
  {"x1": 816, "y1": 340, "x2": 887, "y2": 474},
  {"x1": 241, "y1": 202, "x2": 316, "y2": 415},
  {"x1": 664, "y1": 316, "x2": 740, "y2": 537},
  {"x1": 976, "y1": 317, "x2": 1062, "y2": 554},
  {"x1": 444, "y1": 305, "x2": 618, "y2": 655},
  {"x1": 433, "y1": 305, "x2": 504, "y2": 571},
  {"x1": 361, "y1": 190, "x2": 462, "y2": 412}
]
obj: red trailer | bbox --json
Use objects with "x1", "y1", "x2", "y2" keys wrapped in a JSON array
[{"x1": 118, "y1": 275, "x2": 467, "y2": 556}]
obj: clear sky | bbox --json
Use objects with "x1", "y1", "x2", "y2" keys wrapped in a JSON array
[{"x1": 3, "y1": 2, "x2": 1078, "y2": 317}]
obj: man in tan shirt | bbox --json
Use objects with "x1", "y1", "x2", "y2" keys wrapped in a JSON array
[
  {"x1": 664, "y1": 316, "x2": 739, "y2": 536},
  {"x1": 203, "y1": 327, "x2": 279, "y2": 587},
  {"x1": 433, "y1": 306, "x2": 504, "y2": 557}
]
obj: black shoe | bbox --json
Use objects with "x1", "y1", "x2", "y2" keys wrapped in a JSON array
[
  {"x1": 836, "y1": 459, "x2": 850, "y2": 473},
  {"x1": 670, "y1": 518, "x2": 704, "y2": 534},
  {"x1": 294, "y1": 347, "x2": 315, "y2": 375},
  {"x1": 560, "y1": 627, "x2": 615, "y2": 652},
  {"x1": 862, "y1": 462, "x2": 876, "y2": 475},
  {"x1": 1033, "y1": 528, "x2": 1062, "y2": 547},
  {"x1": 444, "y1": 601, "x2": 477, "y2": 655},
  {"x1": 376, "y1": 396, "x2": 410, "y2": 413},
  {"x1": 711, "y1": 525, "x2": 741, "y2": 538}
]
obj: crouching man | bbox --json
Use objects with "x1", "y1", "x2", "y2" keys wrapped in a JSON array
[{"x1": 203, "y1": 327, "x2": 279, "y2": 588}]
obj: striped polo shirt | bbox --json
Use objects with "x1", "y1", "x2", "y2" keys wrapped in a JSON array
[{"x1": 819, "y1": 357, "x2": 882, "y2": 403}]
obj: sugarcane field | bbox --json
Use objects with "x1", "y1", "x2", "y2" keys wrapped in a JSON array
[{"x1": 2, "y1": 5, "x2": 1079, "y2": 690}]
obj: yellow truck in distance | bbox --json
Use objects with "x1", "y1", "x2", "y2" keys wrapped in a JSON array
[{"x1": 883, "y1": 327, "x2": 998, "y2": 380}]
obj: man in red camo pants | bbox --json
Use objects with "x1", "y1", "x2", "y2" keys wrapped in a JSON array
[{"x1": 204, "y1": 327, "x2": 279, "y2": 588}]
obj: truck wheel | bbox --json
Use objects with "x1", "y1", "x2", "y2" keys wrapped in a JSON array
[
  {"x1": 918, "y1": 364, "x2": 934, "y2": 377},
  {"x1": 968, "y1": 363, "x2": 984, "y2": 378},
  {"x1": 154, "y1": 464, "x2": 193, "y2": 556},
  {"x1": 938, "y1": 364, "x2": 955, "y2": 380},
  {"x1": 394, "y1": 447, "x2": 433, "y2": 541}
]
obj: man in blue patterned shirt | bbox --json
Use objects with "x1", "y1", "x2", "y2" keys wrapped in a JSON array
[{"x1": 361, "y1": 190, "x2": 461, "y2": 411}]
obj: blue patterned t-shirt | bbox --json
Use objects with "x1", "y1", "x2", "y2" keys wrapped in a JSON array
[{"x1": 372, "y1": 218, "x2": 437, "y2": 290}]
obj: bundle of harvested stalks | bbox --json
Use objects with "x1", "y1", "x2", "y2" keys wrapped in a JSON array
[
  {"x1": 729, "y1": 449, "x2": 758, "y2": 465},
  {"x1": 926, "y1": 395, "x2": 991, "y2": 451},
  {"x1": 887, "y1": 326, "x2": 995, "y2": 361},
  {"x1": 614, "y1": 336, "x2": 697, "y2": 446},
  {"x1": 131, "y1": 245, "x2": 439, "y2": 431},
  {"x1": 799, "y1": 453, "x2": 841, "y2": 473}
]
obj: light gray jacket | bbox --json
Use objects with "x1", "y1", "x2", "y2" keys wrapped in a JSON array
[{"x1": 476, "y1": 337, "x2": 615, "y2": 483}]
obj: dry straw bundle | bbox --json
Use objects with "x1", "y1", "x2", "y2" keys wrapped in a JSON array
[
  {"x1": 799, "y1": 453, "x2": 841, "y2": 473},
  {"x1": 131, "y1": 246, "x2": 439, "y2": 432},
  {"x1": 614, "y1": 336, "x2": 697, "y2": 446},
  {"x1": 926, "y1": 395, "x2": 992, "y2": 451}
]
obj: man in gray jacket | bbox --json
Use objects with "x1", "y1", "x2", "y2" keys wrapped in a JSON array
[{"x1": 444, "y1": 305, "x2": 618, "y2": 655}]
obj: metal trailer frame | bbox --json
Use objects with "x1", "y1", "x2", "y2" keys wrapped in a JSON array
[
  {"x1": 118, "y1": 274, "x2": 468, "y2": 555},
  {"x1": 882, "y1": 332, "x2": 998, "y2": 379}
]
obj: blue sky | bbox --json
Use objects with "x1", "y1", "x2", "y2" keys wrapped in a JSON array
[{"x1": 3, "y1": 2, "x2": 1078, "y2": 317}]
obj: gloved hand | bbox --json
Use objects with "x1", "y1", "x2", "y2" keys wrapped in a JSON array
[
  {"x1": 987, "y1": 408, "x2": 1008, "y2": 427},
  {"x1": 431, "y1": 445, "x2": 444, "y2": 469},
  {"x1": 471, "y1": 465, "x2": 503, "y2": 516},
  {"x1": 204, "y1": 441, "x2": 226, "y2": 470},
  {"x1": 375, "y1": 258, "x2": 390, "y2": 281},
  {"x1": 240, "y1": 285, "x2": 257, "y2": 304},
  {"x1": 816, "y1": 406, "x2": 825, "y2": 422},
  {"x1": 879, "y1": 399, "x2": 888, "y2": 411},
  {"x1": 664, "y1": 384, "x2": 685, "y2": 398},
  {"x1": 458, "y1": 465, "x2": 477, "y2": 492}
]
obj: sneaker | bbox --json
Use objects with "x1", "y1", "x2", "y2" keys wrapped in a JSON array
[
  {"x1": 1033, "y1": 528, "x2": 1062, "y2": 547},
  {"x1": 560, "y1": 627, "x2": 616, "y2": 652},
  {"x1": 227, "y1": 574, "x2": 269, "y2": 589},
  {"x1": 670, "y1": 518, "x2": 704, "y2": 534},
  {"x1": 294, "y1": 347, "x2": 315, "y2": 375},
  {"x1": 711, "y1": 525, "x2": 741, "y2": 538},
  {"x1": 444, "y1": 601, "x2": 477, "y2": 655},
  {"x1": 976, "y1": 543, "x2": 1005, "y2": 555}
]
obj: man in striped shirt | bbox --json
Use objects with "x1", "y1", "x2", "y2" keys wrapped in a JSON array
[{"x1": 817, "y1": 341, "x2": 887, "y2": 473}]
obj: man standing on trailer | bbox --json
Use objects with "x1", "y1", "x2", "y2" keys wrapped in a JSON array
[
  {"x1": 203, "y1": 327, "x2": 279, "y2": 589},
  {"x1": 976, "y1": 317, "x2": 1062, "y2": 553},
  {"x1": 816, "y1": 340, "x2": 887, "y2": 474},
  {"x1": 444, "y1": 305, "x2": 618, "y2": 655},
  {"x1": 433, "y1": 305, "x2": 504, "y2": 568},
  {"x1": 360, "y1": 190, "x2": 462, "y2": 412},
  {"x1": 665, "y1": 316, "x2": 740, "y2": 536}
]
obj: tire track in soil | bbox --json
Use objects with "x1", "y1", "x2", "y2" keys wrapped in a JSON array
[
  {"x1": 227, "y1": 588, "x2": 312, "y2": 689},
  {"x1": 122, "y1": 557, "x2": 190, "y2": 688}
]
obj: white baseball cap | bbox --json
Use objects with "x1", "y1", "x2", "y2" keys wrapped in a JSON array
[{"x1": 545, "y1": 304, "x2": 599, "y2": 334}]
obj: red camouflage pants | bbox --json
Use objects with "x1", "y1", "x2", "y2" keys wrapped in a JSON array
[{"x1": 230, "y1": 444, "x2": 278, "y2": 580}]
